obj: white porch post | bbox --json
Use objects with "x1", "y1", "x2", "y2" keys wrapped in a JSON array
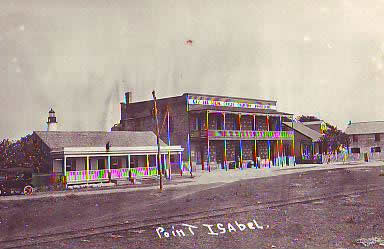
[
  {"x1": 107, "y1": 155, "x2": 111, "y2": 173},
  {"x1": 223, "y1": 112, "x2": 227, "y2": 171},
  {"x1": 127, "y1": 154, "x2": 131, "y2": 170},
  {"x1": 162, "y1": 154, "x2": 166, "y2": 178},
  {"x1": 63, "y1": 155, "x2": 67, "y2": 186},
  {"x1": 179, "y1": 152, "x2": 182, "y2": 173},
  {"x1": 168, "y1": 153, "x2": 172, "y2": 180},
  {"x1": 86, "y1": 156, "x2": 89, "y2": 185}
]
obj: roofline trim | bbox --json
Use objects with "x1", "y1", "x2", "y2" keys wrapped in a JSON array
[
  {"x1": 184, "y1": 93, "x2": 277, "y2": 104},
  {"x1": 188, "y1": 109, "x2": 293, "y2": 116},
  {"x1": 51, "y1": 146, "x2": 184, "y2": 155}
]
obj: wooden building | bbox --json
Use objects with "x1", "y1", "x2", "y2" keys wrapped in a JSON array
[
  {"x1": 31, "y1": 131, "x2": 183, "y2": 185},
  {"x1": 345, "y1": 121, "x2": 384, "y2": 155},
  {"x1": 283, "y1": 121, "x2": 323, "y2": 164},
  {"x1": 112, "y1": 92, "x2": 297, "y2": 172}
]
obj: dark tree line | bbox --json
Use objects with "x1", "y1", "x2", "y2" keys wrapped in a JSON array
[{"x1": 0, "y1": 134, "x2": 45, "y2": 172}]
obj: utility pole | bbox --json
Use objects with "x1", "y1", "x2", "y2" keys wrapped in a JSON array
[{"x1": 152, "y1": 90, "x2": 163, "y2": 191}]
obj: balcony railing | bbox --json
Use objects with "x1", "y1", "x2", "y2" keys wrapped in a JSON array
[{"x1": 190, "y1": 130, "x2": 294, "y2": 140}]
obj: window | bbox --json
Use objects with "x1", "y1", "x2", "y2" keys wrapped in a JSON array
[
  {"x1": 371, "y1": 147, "x2": 381, "y2": 153},
  {"x1": 111, "y1": 157, "x2": 120, "y2": 169},
  {"x1": 195, "y1": 151, "x2": 201, "y2": 163},
  {"x1": 351, "y1": 148, "x2": 360, "y2": 153},
  {"x1": 233, "y1": 117, "x2": 240, "y2": 130},
  {"x1": 352, "y1": 135, "x2": 358, "y2": 143},
  {"x1": 301, "y1": 143, "x2": 312, "y2": 160},
  {"x1": 194, "y1": 116, "x2": 202, "y2": 130},
  {"x1": 66, "y1": 158, "x2": 77, "y2": 171},
  {"x1": 98, "y1": 159, "x2": 106, "y2": 169},
  {"x1": 216, "y1": 115, "x2": 223, "y2": 130},
  {"x1": 169, "y1": 116, "x2": 174, "y2": 132},
  {"x1": 375, "y1": 134, "x2": 380, "y2": 142}
]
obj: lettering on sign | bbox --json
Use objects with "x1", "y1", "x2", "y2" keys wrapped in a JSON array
[{"x1": 187, "y1": 97, "x2": 277, "y2": 110}]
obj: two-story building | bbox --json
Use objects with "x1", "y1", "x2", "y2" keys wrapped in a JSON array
[{"x1": 112, "y1": 92, "x2": 296, "y2": 172}]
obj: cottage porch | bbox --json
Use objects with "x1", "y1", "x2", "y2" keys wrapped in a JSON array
[{"x1": 51, "y1": 146, "x2": 184, "y2": 185}]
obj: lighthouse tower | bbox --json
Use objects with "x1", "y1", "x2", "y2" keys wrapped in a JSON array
[{"x1": 47, "y1": 108, "x2": 58, "y2": 131}]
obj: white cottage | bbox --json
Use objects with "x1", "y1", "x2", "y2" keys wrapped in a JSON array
[{"x1": 32, "y1": 131, "x2": 183, "y2": 185}]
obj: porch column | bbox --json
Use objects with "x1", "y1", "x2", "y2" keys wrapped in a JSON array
[
  {"x1": 167, "y1": 110, "x2": 172, "y2": 179},
  {"x1": 107, "y1": 155, "x2": 111, "y2": 173},
  {"x1": 312, "y1": 142, "x2": 315, "y2": 159},
  {"x1": 206, "y1": 110, "x2": 210, "y2": 172},
  {"x1": 223, "y1": 112, "x2": 227, "y2": 171},
  {"x1": 280, "y1": 116, "x2": 284, "y2": 167},
  {"x1": 127, "y1": 154, "x2": 131, "y2": 170},
  {"x1": 277, "y1": 116, "x2": 280, "y2": 166},
  {"x1": 155, "y1": 153, "x2": 158, "y2": 171},
  {"x1": 291, "y1": 115, "x2": 295, "y2": 166},
  {"x1": 86, "y1": 156, "x2": 90, "y2": 185},
  {"x1": 267, "y1": 115, "x2": 271, "y2": 168},
  {"x1": 163, "y1": 154, "x2": 169, "y2": 180},
  {"x1": 63, "y1": 155, "x2": 67, "y2": 186},
  {"x1": 253, "y1": 115, "x2": 257, "y2": 168},
  {"x1": 238, "y1": 113, "x2": 243, "y2": 169},
  {"x1": 179, "y1": 152, "x2": 183, "y2": 171},
  {"x1": 276, "y1": 140, "x2": 279, "y2": 166},
  {"x1": 146, "y1": 154, "x2": 149, "y2": 177},
  {"x1": 168, "y1": 153, "x2": 172, "y2": 179},
  {"x1": 179, "y1": 152, "x2": 183, "y2": 174}
]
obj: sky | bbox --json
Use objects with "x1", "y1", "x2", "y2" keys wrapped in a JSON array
[{"x1": 1, "y1": 0, "x2": 384, "y2": 140}]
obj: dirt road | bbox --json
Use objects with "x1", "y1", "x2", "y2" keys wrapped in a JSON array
[{"x1": 1, "y1": 162, "x2": 383, "y2": 248}]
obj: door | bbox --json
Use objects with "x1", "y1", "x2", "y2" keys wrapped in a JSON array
[{"x1": 234, "y1": 141, "x2": 240, "y2": 168}]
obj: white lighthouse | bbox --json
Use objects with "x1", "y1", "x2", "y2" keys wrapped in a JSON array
[{"x1": 47, "y1": 108, "x2": 58, "y2": 131}]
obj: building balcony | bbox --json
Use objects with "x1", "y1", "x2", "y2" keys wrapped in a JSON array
[{"x1": 190, "y1": 129, "x2": 294, "y2": 140}]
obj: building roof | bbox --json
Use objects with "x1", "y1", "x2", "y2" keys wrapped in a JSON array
[
  {"x1": 300, "y1": 120, "x2": 324, "y2": 125},
  {"x1": 33, "y1": 131, "x2": 168, "y2": 151},
  {"x1": 283, "y1": 121, "x2": 323, "y2": 142},
  {"x1": 184, "y1": 93, "x2": 277, "y2": 105},
  {"x1": 120, "y1": 92, "x2": 293, "y2": 120},
  {"x1": 345, "y1": 121, "x2": 384, "y2": 135},
  {"x1": 188, "y1": 105, "x2": 292, "y2": 116}
]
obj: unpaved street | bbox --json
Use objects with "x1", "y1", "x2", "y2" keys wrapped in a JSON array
[{"x1": 1, "y1": 162, "x2": 384, "y2": 249}]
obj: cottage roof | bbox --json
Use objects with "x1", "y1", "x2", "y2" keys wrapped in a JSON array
[
  {"x1": 33, "y1": 131, "x2": 167, "y2": 151},
  {"x1": 300, "y1": 120, "x2": 324, "y2": 125},
  {"x1": 283, "y1": 121, "x2": 323, "y2": 142},
  {"x1": 345, "y1": 121, "x2": 384, "y2": 135}
]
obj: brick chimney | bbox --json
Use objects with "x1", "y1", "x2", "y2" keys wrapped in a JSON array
[
  {"x1": 125, "y1": 92, "x2": 132, "y2": 104},
  {"x1": 120, "y1": 102, "x2": 127, "y2": 120}
]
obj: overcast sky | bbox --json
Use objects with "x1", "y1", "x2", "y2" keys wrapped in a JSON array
[{"x1": 1, "y1": 0, "x2": 383, "y2": 140}]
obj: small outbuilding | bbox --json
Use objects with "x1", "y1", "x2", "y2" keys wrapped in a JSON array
[{"x1": 283, "y1": 121, "x2": 323, "y2": 164}]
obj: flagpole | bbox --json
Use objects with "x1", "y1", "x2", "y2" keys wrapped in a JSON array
[{"x1": 152, "y1": 90, "x2": 163, "y2": 191}]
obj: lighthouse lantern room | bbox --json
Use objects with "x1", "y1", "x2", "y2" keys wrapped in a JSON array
[{"x1": 47, "y1": 108, "x2": 58, "y2": 131}]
